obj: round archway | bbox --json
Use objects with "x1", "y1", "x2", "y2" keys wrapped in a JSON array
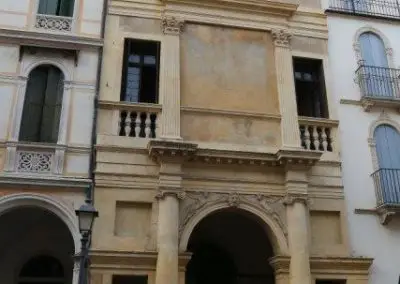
[
  {"x1": 0, "y1": 206, "x2": 75, "y2": 284},
  {"x1": 186, "y1": 208, "x2": 275, "y2": 284}
]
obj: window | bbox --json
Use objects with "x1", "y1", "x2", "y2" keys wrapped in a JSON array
[
  {"x1": 358, "y1": 32, "x2": 392, "y2": 98},
  {"x1": 316, "y1": 280, "x2": 346, "y2": 284},
  {"x1": 38, "y1": 0, "x2": 75, "y2": 17},
  {"x1": 19, "y1": 255, "x2": 65, "y2": 284},
  {"x1": 113, "y1": 275, "x2": 148, "y2": 284},
  {"x1": 121, "y1": 39, "x2": 161, "y2": 104},
  {"x1": 19, "y1": 65, "x2": 64, "y2": 144},
  {"x1": 293, "y1": 57, "x2": 329, "y2": 118}
]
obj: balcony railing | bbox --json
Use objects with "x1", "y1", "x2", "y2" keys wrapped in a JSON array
[
  {"x1": 372, "y1": 168, "x2": 400, "y2": 206},
  {"x1": 356, "y1": 65, "x2": 400, "y2": 99},
  {"x1": 298, "y1": 117, "x2": 338, "y2": 152},
  {"x1": 328, "y1": 0, "x2": 400, "y2": 19},
  {"x1": 35, "y1": 14, "x2": 73, "y2": 32}
]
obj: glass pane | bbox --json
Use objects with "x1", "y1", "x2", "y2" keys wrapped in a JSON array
[
  {"x1": 128, "y1": 54, "x2": 140, "y2": 64},
  {"x1": 59, "y1": 0, "x2": 75, "y2": 17},
  {"x1": 38, "y1": 0, "x2": 60, "y2": 15},
  {"x1": 144, "y1": 56, "x2": 156, "y2": 65},
  {"x1": 124, "y1": 67, "x2": 140, "y2": 102}
]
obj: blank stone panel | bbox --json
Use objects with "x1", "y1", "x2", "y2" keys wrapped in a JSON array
[
  {"x1": 310, "y1": 210, "x2": 342, "y2": 246},
  {"x1": 114, "y1": 201, "x2": 152, "y2": 238}
]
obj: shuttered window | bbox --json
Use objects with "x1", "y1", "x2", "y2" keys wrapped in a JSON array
[
  {"x1": 19, "y1": 65, "x2": 64, "y2": 144},
  {"x1": 38, "y1": 0, "x2": 75, "y2": 17}
]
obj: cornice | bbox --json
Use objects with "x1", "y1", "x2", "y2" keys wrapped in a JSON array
[
  {"x1": 0, "y1": 28, "x2": 103, "y2": 50},
  {"x1": 269, "y1": 255, "x2": 373, "y2": 275},
  {"x1": 148, "y1": 140, "x2": 198, "y2": 162},
  {"x1": 0, "y1": 173, "x2": 91, "y2": 188},
  {"x1": 276, "y1": 148, "x2": 322, "y2": 166}
]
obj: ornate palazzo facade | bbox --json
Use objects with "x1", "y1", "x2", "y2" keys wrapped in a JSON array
[{"x1": 91, "y1": 0, "x2": 372, "y2": 284}]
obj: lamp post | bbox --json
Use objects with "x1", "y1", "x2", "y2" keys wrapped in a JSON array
[{"x1": 75, "y1": 203, "x2": 99, "y2": 284}]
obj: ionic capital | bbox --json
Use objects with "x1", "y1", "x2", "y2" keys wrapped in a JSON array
[
  {"x1": 283, "y1": 193, "x2": 311, "y2": 206},
  {"x1": 156, "y1": 190, "x2": 186, "y2": 200},
  {"x1": 271, "y1": 29, "x2": 292, "y2": 48},
  {"x1": 162, "y1": 16, "x2": 185, "y2": 35}
]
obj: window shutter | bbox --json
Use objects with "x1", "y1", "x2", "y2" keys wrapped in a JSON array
[
  {"x1": 59, "y1": 0, "x2": 75, "y2": 17},
  {"x1": 19, "y1": 67, "x2": 48, "y2": 142},
  {"x1": 38, "y1": 0, "x2": 60, "y2": 15}
]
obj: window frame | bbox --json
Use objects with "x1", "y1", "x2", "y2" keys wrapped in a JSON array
[{"x1": 120, "y1": 38, "x2": 161, "y2": 104}]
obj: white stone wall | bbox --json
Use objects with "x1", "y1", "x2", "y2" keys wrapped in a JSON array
[
  {"x1": 0, "y1": 0, "x2": 103, "y2": 37},
  {"x1": 326, "y1": 11, "x2": 400, "y2": 284}
]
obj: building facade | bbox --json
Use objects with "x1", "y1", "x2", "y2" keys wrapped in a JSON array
[
  {"x1": 0, "y1": 0, "x2": 105, "y2": 283},
  {"x1": 91, "y1": 0, "x2": 372, "y2": 284},
  {"x1": 325, "y1": 0, "x2": 400, "y2": 284}
]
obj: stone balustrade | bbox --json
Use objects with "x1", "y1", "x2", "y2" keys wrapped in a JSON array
[
  {"x1": 298, "y1": 117, "x2": 339, "y2": 152},
  {"x1": 35, "y1": 14, "x2": 73, "y2": 32}
]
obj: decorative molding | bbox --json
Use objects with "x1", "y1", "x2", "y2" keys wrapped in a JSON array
[
  {"x1": 148, "y1": 140, "x2": 198, "y2": 162},
  {"x1": 271, "y1": 29, "x2": 292, "y2": 48},
  {"x1": 0, "y1": 173, "x2": 91, "y2": 188},
  {"x1": 283, "y1": 193, "x2": 311, "y2": 206},
  {"x1": 35, "y1": 14, "x2": 73, "y2": 32},
  {"x1": 179, "y1": 191, "x2": 287, "y2": 239},
  {"x1": 161, "y1": 16, "x2": 184, "y2": 35},
  {"x1": 156, "y1": 190, "x2": 186, "y2": 200},
  {"x1": 276, "y1": 148, "x2": 322, "y2": 166},
  {"x1": 269, "y1": 255, "x2": 373, "y2": 275}
]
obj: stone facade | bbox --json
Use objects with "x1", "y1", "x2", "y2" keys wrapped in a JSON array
[
  {"x1": 0, "y1": 0, "x2": 105, "y2": 283},
  {"x1": 91, "y1": 1, "x2": 372, "y2": 284}
]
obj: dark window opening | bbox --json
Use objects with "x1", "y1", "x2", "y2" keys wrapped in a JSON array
[
  {"x1": 293, "y1": 57, "x2": 329, "y2": 118},
  {"x1": 38, "y1": 0, "x2": 75, "y2": 17},
  {"x1": 121, "y1": 39, "x2": 160, "y2": 104},
  {"x1": 19, "y1": 255, "x2": 65, "y2": 284},
  {"x1": 113, "y1": 275, "x2": 148, "y2": 284},
  {"x1": 316, "y1": 280, "x2": 346, "y2": 284}
]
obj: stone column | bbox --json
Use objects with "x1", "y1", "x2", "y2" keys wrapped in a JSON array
[
  {"x1": 272, "y1": 29, "x2": 301, "y2": 149},
  {"x1": 284, "y1": 169, "x2": 312, "y2": 284},
  {"x1": 159, "y1": 16, "x2": 184, "y2": 140},
  {"x1": 155, "y1": 190, "x2": 182, "y2": 284}
]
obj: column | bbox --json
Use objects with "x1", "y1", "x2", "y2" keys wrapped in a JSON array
[
  {"x1": 284, "y1": 169, "x2": 312, "y2": 284},
  {"x1": 159, "y1": 16, "x2": 184, "y2": 140},
  {"x1": 272, "y1": 29, "x2": 301, "y2": 149},
  {"x1": 155, "y1": 191, "x2": 180, "y2": 284}
]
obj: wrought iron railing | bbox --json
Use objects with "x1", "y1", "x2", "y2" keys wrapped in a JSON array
[
  {"x1": 356, "y1": 65, "x2": 400, "y2": 99},
  {"x1": 328, "y1": 0, "x2": 400, "y2": 19},
  {"x1": 372, "y1": 168, "x2": 400, "y2": 206}
]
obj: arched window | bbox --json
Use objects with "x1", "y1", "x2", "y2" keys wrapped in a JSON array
[
  {"x1": 38, "y1": 0, "x2": 75, "y2": 17},
  {"x1": 359, "y1": 32, "x2": 392, "y2": 97},
  {"x1": 373, "y1": 124, "x2": 400, "y2": 204},
  {"x1": 18, "y1": 255, "x2": 65, "y2": 284},
  {"x1": 19, "y1": 65, "x2": 64, "y2": 143}
]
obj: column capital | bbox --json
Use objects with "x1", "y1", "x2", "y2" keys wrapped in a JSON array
[
  {"x1": 156, "y1": 190, "x2": 186, "y2": 200},
  {"x1": 271, "y1": 29, "x2": 292, "y2": 48},
  {"x1": 283, "y1": 193, "x2": 311, "y2": 206},
  {"x1": 162, "y1": 16, "x2": 185, "y2": 35}
]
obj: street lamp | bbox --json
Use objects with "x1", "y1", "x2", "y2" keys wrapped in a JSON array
[{"x1": 75, "y1": 203, "x2": 99, "y2": 284}]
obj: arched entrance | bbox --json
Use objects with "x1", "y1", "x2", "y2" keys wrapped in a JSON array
[
  {"x1": 0, "y1": 206, "x2": 75, "y2": 284},
  {"x1": 186, "y1": 208, "x2": 275, "y2": 284}
]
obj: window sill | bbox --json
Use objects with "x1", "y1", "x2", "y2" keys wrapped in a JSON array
[{"x1": 340, "y1": 97, "x2": 400, "y2": 112}]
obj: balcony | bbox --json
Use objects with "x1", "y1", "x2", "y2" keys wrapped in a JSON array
[
  {"x1": 356, "y1": 65, "x2": 400, "y2": 111},
  {"x1": 372, "y1": 168, "x2": 400, "y2": 223},
  {"x1": 327, "y1": 0, "x2": 400, "y2": 19}
]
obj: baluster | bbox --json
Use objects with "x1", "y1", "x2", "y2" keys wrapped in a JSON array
[
  {"x1": 329, "y1": 128, "x2": 335, "y2": 152},
  {"x1": 135, "y1": 112, "x2": 141, "y2": 137},
  {"x1": 118, "y1": 111, "x2": 124, "y2": 136},
  {"x1": 145, "y1": 112, "x2": 151, "y2": 138},
  {"x1": 321, "y1": 127, "x2": 328, "y2": 151},
  {"x1": 313, "y1": 126, "x2": 320, "y2": 151},
  {"x1": 155, "y1": 113, "x2": 160, "y2": 138},
  {"x1": 304, "y1": 125, "x2": 311, "y2": 150},
  {"x1": 124, "y1": 111, "x2": 131, "y2": 137}
]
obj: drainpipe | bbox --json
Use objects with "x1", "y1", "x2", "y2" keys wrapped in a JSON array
[{"x1": 86, "y1": 0, "x2": 108, "y2": 204}]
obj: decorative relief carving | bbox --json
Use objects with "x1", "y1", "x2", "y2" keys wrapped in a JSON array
[
  {"x1": 16, "y1": 150, "x2": 54, "y2": 173},
  {"x1": 271, "y1": 29, "x2": 292, "y2": 48},
  {"x1": 179, "y1": 191, "x2": 288, "y2": 239},
  {"x1": 156, "y1": 190, "x2": 186, "y2": 200},
  {"x1": 35, "y1": 14, "x2": 72, "y2": 32},
  {"x1": 283, "y1": 193, "x2": 311, "y2": 206},
  {"x1": 162, "y1": 16, "x2": 185, "y2": 35}
]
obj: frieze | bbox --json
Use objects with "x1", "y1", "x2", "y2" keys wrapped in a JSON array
[{"x1": 179, "y1": 191, "x2": 288, "y2": 239}]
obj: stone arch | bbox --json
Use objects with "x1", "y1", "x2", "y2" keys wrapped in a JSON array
[
  {"x1": 0, "y1": 193, "x2": 80, "y2": 254},
  {"x1": 23, "y1": 60, "x2": 71, "y2": 81},
  {"x1": 353, "y1": 26, "x2": 394, "y2": 67},
  {"x1": 179, "y1": 193, "x2": 289, "y2": 255}
]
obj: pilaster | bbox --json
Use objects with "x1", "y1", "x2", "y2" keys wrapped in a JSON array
[
  {"x1": 159, "y1": 16, "x2": 184, "y2": 140},
  {"x1": 10, "y1": 76, "x2": 28, "y2": 141},
  {"x1": 272, "y1": 29, "x2": 301, "y2": 149}
]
